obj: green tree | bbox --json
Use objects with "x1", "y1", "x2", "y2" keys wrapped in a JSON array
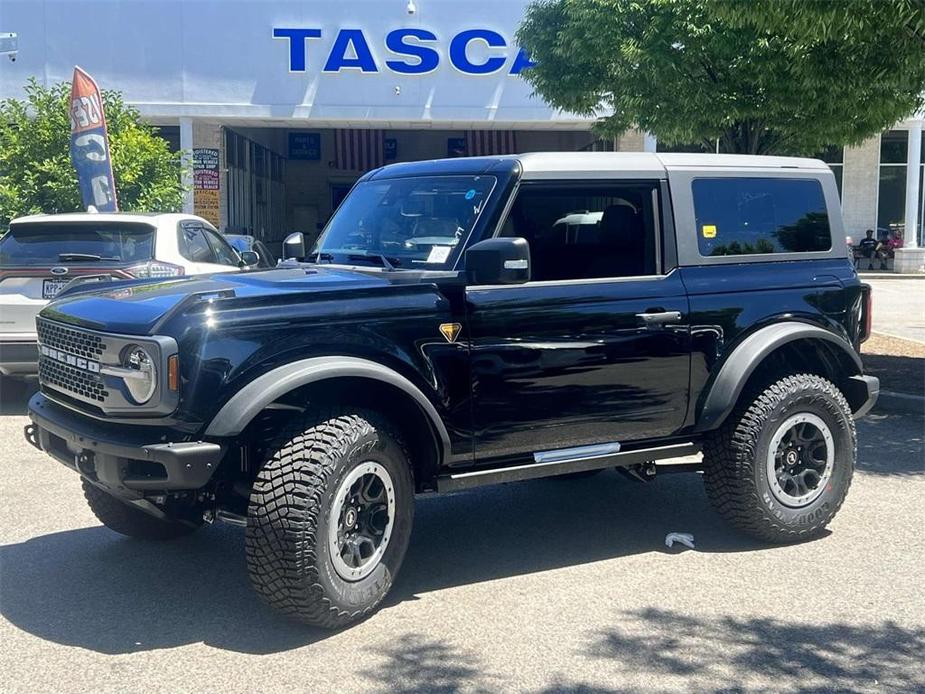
[
  {"x1": 516, "y1": 0, "x2": 925, "y2": 155},
  {"x1": 0, "y1": 79, "x2": 185, "y2": 230}
]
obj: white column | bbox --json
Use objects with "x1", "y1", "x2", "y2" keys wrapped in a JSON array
[
  {"x1": 179, "y1": 117, "x2": 194, "y2": 214},
  {"x1": 643, "y1": 132, "x2": 657, "y2": 152},
  {"x1": 904, "y1": 120, "x2": 922, "y2": 248}
]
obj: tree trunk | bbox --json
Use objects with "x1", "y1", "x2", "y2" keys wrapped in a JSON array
[{"x1": 721, "y1": 121, "x2": 774, "y2": 156}]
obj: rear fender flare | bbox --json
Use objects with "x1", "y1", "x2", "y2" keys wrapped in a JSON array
[{"x1": 695, "y1": 322, "x2": 862, "y2": 432}]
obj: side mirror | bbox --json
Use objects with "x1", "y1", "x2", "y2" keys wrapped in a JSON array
[
  {"x1": 239, "y1": 250, "x2": 260, "y2": 267},
  {"x1": 465, "y1": 237, "x2": 531, "y2": 285},
  {"x1": 282, "y1": 232, "x2": 306, "y2": 260}
]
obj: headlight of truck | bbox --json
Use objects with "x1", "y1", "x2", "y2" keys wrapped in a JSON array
[{"x1": 121, "y1": 345, "x2": 158, "y2": 404}]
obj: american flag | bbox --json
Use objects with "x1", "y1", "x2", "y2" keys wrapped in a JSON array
[
  {"x1": 466, "y1": 130, "x2": 518, "y2": 157},
  {"x1": 334, "y1": 129, "x2": 385, "y2": 171}
]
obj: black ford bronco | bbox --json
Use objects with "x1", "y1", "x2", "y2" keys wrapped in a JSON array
[{"x1": 26, "y1": 153, "x2": 878, "y2": 628}]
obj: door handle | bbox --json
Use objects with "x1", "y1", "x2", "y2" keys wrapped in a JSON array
[{"x1": 636, "y1": 310, "x2": 682, "y2": 326}]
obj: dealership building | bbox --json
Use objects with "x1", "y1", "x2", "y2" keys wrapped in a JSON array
[{"x1": 2, "y1": 0, "x2": 923, "y2": 271}]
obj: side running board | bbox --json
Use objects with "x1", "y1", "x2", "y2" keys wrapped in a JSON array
[{"x1": 438, "y1": 441, "x2": 701, "y2": 493}]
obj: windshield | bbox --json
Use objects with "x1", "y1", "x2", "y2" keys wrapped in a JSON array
[
  {"x1": 0, "y1": 222, "x2": 156, "y2": 266},
  {"x1": 313, "y1": 175, "x2": 497, "y2": 269}
]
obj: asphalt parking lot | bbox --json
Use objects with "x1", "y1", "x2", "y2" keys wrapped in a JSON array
[
  {"x1": 865, "y1": 278, "x2": 925, "y2": 344},
  {"x1": 0, "y1": 377, "x2": 922, "y2": 694}
]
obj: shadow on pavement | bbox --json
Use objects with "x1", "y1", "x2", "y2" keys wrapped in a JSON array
[
  {"x1": 862, "y1": 351, "x2": 924, "y2": 399},
  {"x1": 562, "y1": 607, "x2": 925, "y2": 692},
  {"x1": 355, "y1": 609, "x2": 925, "y2": 693},
  {"x1": 0, "y1": 472, "x2": 765, "y2": 656},
  {"x1": 1, "y1": 392, "x2": 918, "y2": 657},
  {"x1": 856, "y1": 412, "x2": 925, "y2": 476},
  {"x1": 361, "y1": 633, "x2": 496, "y2": 694},
  {"x1": 390, "y1": 472, "x2": 766, "y2": 605},
  {"x1": 0, "y1": 376, "x2": 36, "y2": 416}
]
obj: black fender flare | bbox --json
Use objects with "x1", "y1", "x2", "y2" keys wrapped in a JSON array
[
  {"x1": 204, "y1": 356, "x2": 452, "y2": 461},
  {"x1": 695, "y1": 322, "x2": 863, "y2": 432}
]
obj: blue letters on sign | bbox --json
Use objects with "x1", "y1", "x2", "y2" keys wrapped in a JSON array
[
  {"x1": 449, "y1": 29, "x2": 507, "y2": 75},
  {"x1": 273, "y1": 26, "x2": 536, "y2": 75},
  {"x1": 508, "y1": 47, "x2": 537, "y2": 75},
  {"x1": 273, "y1": 27, "x2": 323, "y2": 72},
  {"x1": 324, "y1": 29, "x2": 379, "y2": 73},
  {"x1": 385, "y1": 28, "x2": 440, "y2": 75}
]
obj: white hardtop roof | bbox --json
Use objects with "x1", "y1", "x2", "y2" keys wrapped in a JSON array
[
  {"x1": 512, "y1": 152, "x2": 829, "y2": 178},
  {"x1": 10, "y1": 212, "x2": 208, "y2": 226}
]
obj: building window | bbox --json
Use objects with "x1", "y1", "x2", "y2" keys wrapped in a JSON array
[
  {"x1": 878, "y1": 130, "x2": 908, "y2": 241},
  {"x1": 152, "y1": 126, "x2": 181, "y2": 153}
]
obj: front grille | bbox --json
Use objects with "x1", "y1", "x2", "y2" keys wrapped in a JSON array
[
  {"x1": 37, "y1": 320, "x2": 107, "y2": 361},
  {"x1": 35, "y1": 318, "x2": 177, "y2": 416},
  {"x1": 39, "y1": 357, "x2": 109, "y2": 402},
  {"x1": 37, "y1": 318, "x2": 111, "y2": 405}
]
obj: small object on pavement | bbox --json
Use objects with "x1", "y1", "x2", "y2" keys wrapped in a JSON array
[{"x1": 665, "y1": 532, "x2": 696, "y2": 549}]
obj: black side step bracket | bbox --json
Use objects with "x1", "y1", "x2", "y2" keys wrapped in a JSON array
[{"x1": 438, "y1": 442, "x2": 701, "y2": 493}]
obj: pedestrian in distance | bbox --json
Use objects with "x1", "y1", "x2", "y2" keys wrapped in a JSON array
[{"x1": 857, "y1": 229, "x2": 887, "y2": 270}]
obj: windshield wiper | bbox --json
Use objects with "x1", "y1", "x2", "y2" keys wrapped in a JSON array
[
  {"x1": 58, "y1": 253, "x2": 120, "y2": 262},
  {"x1": 306, "y1": 252, "x2": 334, "y2": 264},
  {"x1": 346, "y1": 253, "x2": 401, "y2": 270}
]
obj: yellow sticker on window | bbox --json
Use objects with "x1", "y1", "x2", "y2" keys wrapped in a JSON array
[{"x1": 702, "y1": 224, "x2": 717, "y2": 238}]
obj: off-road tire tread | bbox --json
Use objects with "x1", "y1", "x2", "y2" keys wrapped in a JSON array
[
  {"x1": 82, "y1": 480, "x2": 199, "y2": 540},
  {"x1": 702, "y1": 374, "x2": 856, "y2": 544},
  {"x1": 246, "y1": 408, "x2": 409, "y2": 629}
]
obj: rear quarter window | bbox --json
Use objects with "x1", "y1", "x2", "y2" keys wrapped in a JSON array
[{"x1": 692, "y1": 178, "x2": 832, "y2": 256}]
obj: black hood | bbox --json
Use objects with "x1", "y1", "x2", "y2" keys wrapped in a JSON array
[{"x1": 40, "y1": 265, "x2": 413, "y2": 335}]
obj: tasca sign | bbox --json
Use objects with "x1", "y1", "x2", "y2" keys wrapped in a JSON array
[{"x1": 273, "y1": 27, "x2": 535, "y2": 75}]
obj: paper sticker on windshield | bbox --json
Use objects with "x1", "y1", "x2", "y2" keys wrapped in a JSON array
[
  {"x1": 702, "y1": 224, "x2": 717, "y2": 239},
  {"x1": 465, "y1": 189, "x2": 476, "y2": 200},
  {"x1": 426, "y1": 246, "x2": 452, "y2": 264}
]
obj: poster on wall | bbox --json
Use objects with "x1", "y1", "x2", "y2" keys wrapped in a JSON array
[
  {"x1": 447, "y1": 137, "x2": 467, "y2": 158},
  {"x1": 384, "y1": 138, "x2": 398, "y2": 161},
  {"x1": 193, "y1": 148, "x2": 220, "y2": 227},
  {"x1": 289, "y1": 132, "x2": 321, "y2": 160}
]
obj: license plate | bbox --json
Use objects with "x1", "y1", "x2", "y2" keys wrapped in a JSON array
[{"x1": 42, "y1": 279, "x2": 69, "y2": 299}]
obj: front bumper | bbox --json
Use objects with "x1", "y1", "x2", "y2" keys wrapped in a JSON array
[
  {"x1": 26, "y1": 393, "x2": 224, "y2": 498},
  {"x1": 0, "y1": 339, "x2": 38, "y2": 375}
]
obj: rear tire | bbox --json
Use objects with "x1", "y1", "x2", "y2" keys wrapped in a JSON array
[
  {"x1": 702, "y1": 374, "x2": 855, "y2": 544},
  {"x1": 246, "y1": 409, "x2": 414, "y2": 628},
  {"x1": 82, "y1": 480, "x2": 200, "y2": 540}
]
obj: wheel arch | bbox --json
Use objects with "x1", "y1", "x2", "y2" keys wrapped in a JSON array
[
  {"x1": 695, "y1": 322, "x2": 865, "y2": 432},
  {"x1": 205, "y1": 357, "x2": 451, "y2": 490}
]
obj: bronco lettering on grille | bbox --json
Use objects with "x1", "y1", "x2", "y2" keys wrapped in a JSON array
[{"x1": 39, "y1": 344, "x2": 101, "y2": 373}]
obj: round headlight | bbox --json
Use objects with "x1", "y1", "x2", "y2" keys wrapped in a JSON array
[{"x1": 123, "y1": 345, "x2": 157, "y2": 404}]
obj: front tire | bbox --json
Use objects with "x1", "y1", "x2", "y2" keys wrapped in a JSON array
[
  {"x1": 246, "y1": 409, "x2": 414, "y2": 628},
  {"x1": 703, "y1": 374, "x2": 856, "y2": 544},
  {"x1": 82, "y1": 480, "x2": 200, "y2": 540}
]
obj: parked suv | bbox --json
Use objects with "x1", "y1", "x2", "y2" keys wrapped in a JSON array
[
  {"x1": 0, "y1": 212, "x2": 252, "y2": 376},
  {"x1": 25, "y1": 153, "x2": 877, "y2": 628}
]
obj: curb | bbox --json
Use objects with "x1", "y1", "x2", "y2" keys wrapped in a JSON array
[
  {"x1": 870, "y1": 330, "x2": 925, "y2": 346},
  {"x1": 858, "y1": 273, "x2": 925, "y2": 279},
  {"x1": 875, "y1": 390, "x2": 925, "y2": 416}
]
